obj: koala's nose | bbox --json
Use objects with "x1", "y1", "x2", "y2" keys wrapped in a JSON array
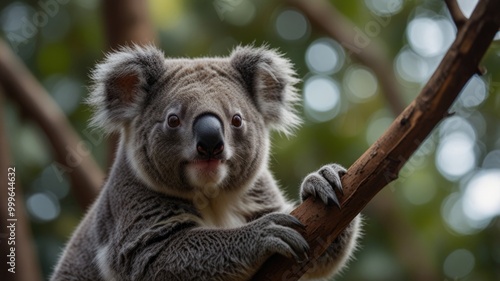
[{"x1": 193, "y1": 114, "x2": 224, "y2": 158}]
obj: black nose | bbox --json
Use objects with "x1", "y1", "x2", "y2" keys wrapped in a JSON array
[{"x1": 193, "y1": 114, "x2": 224, "y2": 158}]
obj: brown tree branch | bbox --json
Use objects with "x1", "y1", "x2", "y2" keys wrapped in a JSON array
[
  {"x1": 102, "y1": 0, "x2": 157, "y2": 49},
  {"x1": 0, "y1": 39, "x2": 103, "y2": 209},
  {"x1": 101, "y1": 0, "x2": 158, "y2": 168},
  {"x1": 289, "y1": 0, "x2": 439, "y2": 277},
  {"x1": 445, "y1": 0, "x2": 467, "y2": 29},
  {"x1": 0, "y1": 92, "x2": 42, "y2": 281},
  {"x1": 252, "y1": 0, "x2": 500, "y2": 279},
  {"x1": 288, "y1": 0, "x2": 406, "y2": 115}
]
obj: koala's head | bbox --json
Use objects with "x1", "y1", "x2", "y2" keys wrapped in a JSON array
[{"x1": 88, "y1": 45, "x2": 301, "y2": 198}]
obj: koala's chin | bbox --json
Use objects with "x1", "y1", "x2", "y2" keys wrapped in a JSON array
[{"x1": 186, "y1": 159, "x2": 228, "y2": 189}]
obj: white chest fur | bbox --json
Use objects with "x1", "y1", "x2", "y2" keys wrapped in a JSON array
[{"x1": 196, "y1": 190, "x2": 248, "y2": 228}]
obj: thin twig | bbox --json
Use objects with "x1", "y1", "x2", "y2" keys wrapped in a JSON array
[{"x1": 445, "y1": 0, "x2": 467, "y2": 29}]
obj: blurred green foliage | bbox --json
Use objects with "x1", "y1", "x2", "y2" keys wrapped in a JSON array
[{"x1": 1, "y1": 0, "x2": 500, "y2": 280}]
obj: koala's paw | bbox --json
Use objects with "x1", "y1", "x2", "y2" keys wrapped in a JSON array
[
  {"x1": 251, "y1": 213, "x2": 309, "y2": 263},
  {"x1": 300, "y1": 164, "x2": 347, "y2": 207}
]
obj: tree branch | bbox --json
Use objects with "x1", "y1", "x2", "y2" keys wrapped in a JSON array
[
  {"x1": 251, "y1": 0, "x2": 500, "y2": 279},
  {"x1": 288, "y1": 0, "x2": 405, "y2": 115},
  {"x1": 0, "y1": 39, "x2": 104, "y2": 209},
  {"x1": 445, "y1": 0, "x2": 467, "y2": 29},
  {"x1": 102, "y1": 0, "x2": 157, "y2": 49},
  {"x1": 101, "y1": 0, "x2": 158, "y2": 168},
  {"x1": 289, "y1": 0, "x2": 439, "y2": 276}
]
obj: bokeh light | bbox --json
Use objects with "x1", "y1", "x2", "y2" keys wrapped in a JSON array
[
  {"x1": 365, "y1": 111, "x2": 393, "y2": 145},
  {"x1": 406, "y1": 16, "x2": 455, "y2": 57},
  {"x1": 31, "y1": 166, "x2": 70, "y2": 199},
  {"x1": 466, "y1": 112, "x2": 487, "y2": 138},
  {"x1": 436, "y1": 132, "x2": 476, "y2": 180},
  {"x1": 364, "y1": 0, "x2": 403, "y2": 16},
  {"x1": 456, "y1": 0, "x2": 478, "y2": 17},
  {"x1": 149, "y1": 0, "x2": 183, "y2": 29},
  {"x1": 462, "y1": 169, "x2": 500, "y2": 224},
  {"x1": 275, "y1": 9, "x2": 309, "y2": 41},
  {"x1": 45, "y1": 76, "x2": 83, "y2": 115},
  {"x1": 441, "y1": 192, "x2": 485, "y2": 235},
  {"x1": 483, "y1": 150, "x2": 500, "y2": 169},
  {"x1": 456, "y1": 76, "x2": 487, "y2": 109},
  {"x1": 303, "y1": 75, "x2": 341, "y2": 122},
  {"x1": 397, "y1": 10, "x2": 457, "y2": 85},
  {"x1": 0, "y1": 2, "x2": 31, "y2": 32},
  {"x1": 443, "y1": 249, "x2": 475, "y2": 279},
  {"x1": 436, "y1": 116, "x2": 478, "y2": 180},
  {"x1": 222, "y1": 0, "x2": 256, "y2": 26},
  {"x1": 18, "y1": 125, "x2": 50, "y2": 167},
  {"x1": 395, "y1": 47, "x2": 430, "y2": 83},
  {"x1": 0, "y1": 2, "x2": 37, "y2": 58},
  {"x1": 305, "y1": 38, "x2": 345, "y2": 74},
  {"x1": 438, "y1": 116, "x2": 476, "y2": 141},
  {"x1": 344, "y1": 66, "x2": 378, "y2": 102},
  {"x1": 27, "y1": 192, "x2": 60, "y2": 222}
]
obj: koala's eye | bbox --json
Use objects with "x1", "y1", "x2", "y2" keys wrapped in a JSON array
[
  {"x1": 231, "y1": 114, "x2": 243, "y2": 128},
  {"x1": 167, "y1": 114, "x2": 181, "y2": 128}
]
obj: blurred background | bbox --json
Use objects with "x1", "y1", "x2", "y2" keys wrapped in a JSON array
[{"x1": 1, "y1": 0, "x2": 499, "y2": 280}]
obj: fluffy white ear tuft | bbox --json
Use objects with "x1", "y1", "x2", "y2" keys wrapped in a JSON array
[
  {"x1": 230, "y1": 45, "x2": 302, "y2": 136},
  {"x1": 87, "y1": 45, "x2": 166, "y2": 133}
]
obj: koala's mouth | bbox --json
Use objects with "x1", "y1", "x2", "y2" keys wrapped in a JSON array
[
  {"x1": 185, "y1": 159, "x2": 228, "y2": 188},
  {"x1": 191, "y1": 159, "x2": 223, "y2": 170}
]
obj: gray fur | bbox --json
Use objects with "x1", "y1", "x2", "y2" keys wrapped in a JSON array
[{"x1": 51, "y1": 45, "x2": 360, "y2": 281}]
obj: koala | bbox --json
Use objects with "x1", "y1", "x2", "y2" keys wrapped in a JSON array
[{"x1": 51, "y1": 45, "x2": 361, "y2": 281}]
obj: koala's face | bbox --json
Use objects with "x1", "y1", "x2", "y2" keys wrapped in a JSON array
[
  {"x1": 89, "y1": 45, "x2": 300, "y2": 198},
  {"x1": 130, "y1": 59, "x2": 270, "y2": 194}
]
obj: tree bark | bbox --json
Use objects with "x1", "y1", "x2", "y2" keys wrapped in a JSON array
[{"x1": 251, "y1": 0, "x2": 500, "y2": 279}]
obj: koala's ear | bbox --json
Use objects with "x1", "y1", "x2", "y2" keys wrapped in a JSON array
[
  {"x1": 230, "y1": 46, "x2": 302, "y2": 135},
  {"x1": 87, "y1": 45, "x2": 166, "y2": 132}
]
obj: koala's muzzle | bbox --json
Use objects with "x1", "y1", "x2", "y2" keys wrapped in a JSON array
[{"x1": 193, "y1": 114, "x2": 224, "y2": 159}]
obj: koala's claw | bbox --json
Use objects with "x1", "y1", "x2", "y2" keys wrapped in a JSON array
[
  {"x1": 253, "y1": 213, "x2": 310, "y2": 263},
  {"x1": 288, "y1": 216, "x2": 306, "y2": 229},
  {"x1": 263, "y1": 212, "x2": 305, "y2": 229},
  {"x1": 300, "y1": 164, "x2": 347, "y2": 208}
]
